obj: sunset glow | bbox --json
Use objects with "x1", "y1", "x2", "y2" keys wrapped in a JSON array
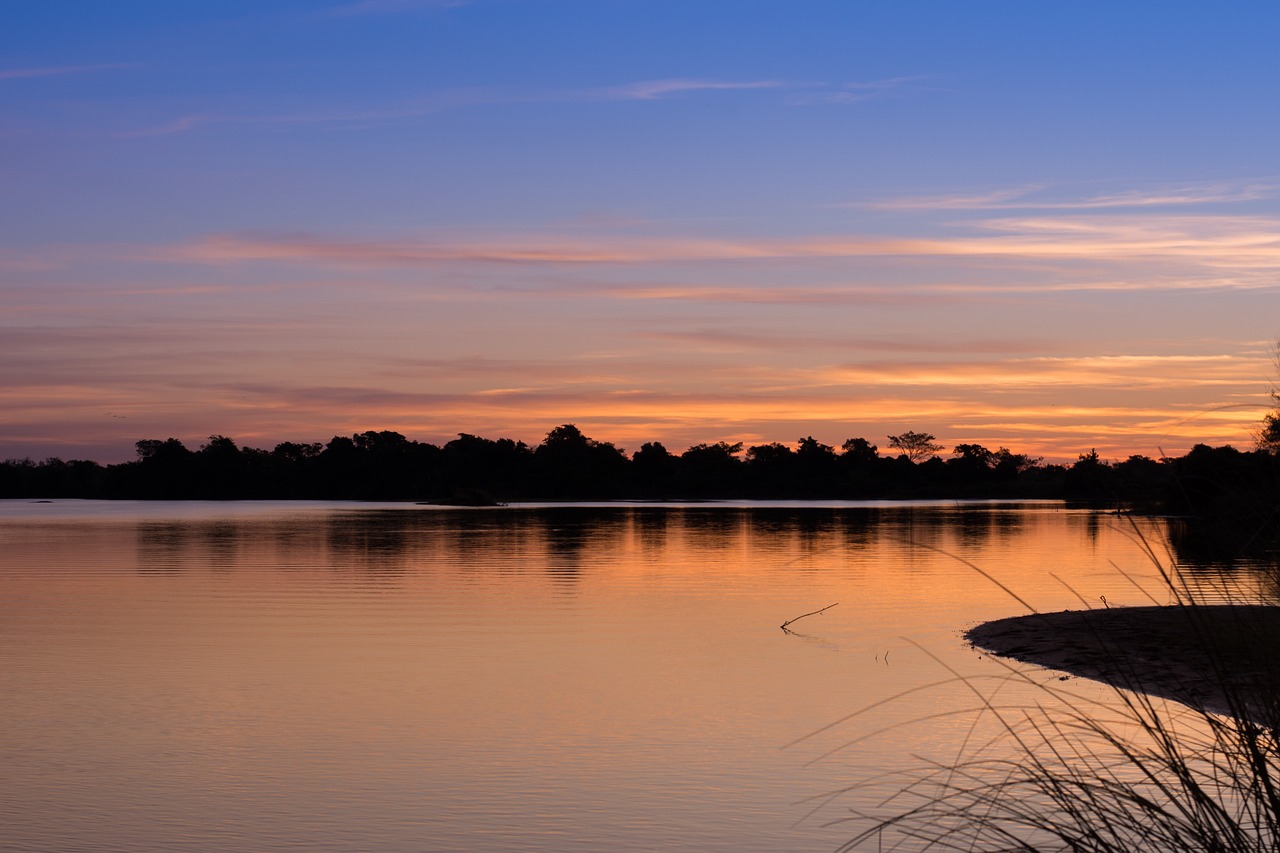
[{"x1": 4, "y1": 3, "x2": 1279, "y2": 462}]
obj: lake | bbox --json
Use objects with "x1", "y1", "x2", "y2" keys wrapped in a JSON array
[{"x1": 1, "y1": 499, "x2": 1272, "y2": 852}]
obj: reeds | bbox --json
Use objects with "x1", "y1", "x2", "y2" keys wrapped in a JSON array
[{"x1": 826, "y1": 518, "x2": 1280, "y2": 852}]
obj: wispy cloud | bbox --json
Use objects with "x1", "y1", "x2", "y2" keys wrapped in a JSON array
[
  {"x1": 548, "y1": 284, "x2": 947, "y2": 305},
  {"x1": 118, "y1": 115, "x2": 213, "y2": 138},
  {"x1": 859, "y1": 181, "x2": 1276, "y2": 211},
  {"x1": 856, "y1": 185, "x2": 1046, "y2": 211},
  {"x1": 0, "y1": 249, "x2": 69, "y2": 271},
  {"x1": 0, "y1": 63, "x2": 134, "y2": 82},
  {"x1": 147, "y1": 214, "x2": 1280, "y2": 276},
  {"x1": 116, "y1": 91, "x2": 501, "y2": 137},
  {"x1": 147, "y1": 232, "x2": 792, "y2": 264},
  {"x1": 639, "y1": 329, "x2": 1049, "y2": 355},
  {"x1": 965, "y1": 214, "x2": 1280, "y2": 266},
  {"x1": 118, "y1": 77, "x2": 781, "y2": 137},
  {"x1": 787, "y1": 75, "x2": 932, "y2": 106},
  {"x1": 596, "y1": 78, "x2": 783, "y2": 101},
  {"x1": 818, "y1": 353, "x2": 1257, "y2": 390},
  {"x1": 1051, "y1": 185, "x2": 1274, "y2": 209}
]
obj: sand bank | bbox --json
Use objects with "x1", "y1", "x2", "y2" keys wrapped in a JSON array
[{"x1": 966, "y1": 604, "x2": 1280, "y2": 722}]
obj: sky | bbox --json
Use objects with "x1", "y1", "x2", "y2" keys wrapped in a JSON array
[{"x1": 4, "y1": 1, "x2": 1280, "y2": 464}]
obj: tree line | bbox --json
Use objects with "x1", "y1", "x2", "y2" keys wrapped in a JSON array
[{"x1": 2, "y1": 424, "x2": 1276, "y2": 515}]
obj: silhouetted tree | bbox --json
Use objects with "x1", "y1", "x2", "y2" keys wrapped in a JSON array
[
  {"x1": 796, "y1": 436, "x2": 836, "y2": 465},
  {"x1": 440, "y1": 433, "x2": 532, "y2": 500},
  {"x1": 0, "y1": 456, "x2": 105, "y2": 498},
  {"x1": 746, "y1": 442, "x2": 793, "y2": 465},
  {"x1": 946, "y1": 444, "x2": 997, "y2": 492},
  {"x1": 348, "y1": 430, "x2": 427, "y2": 498},
  {"x1": 952, "y1": 443, "x2": 995, "y2": 468},
  {"x1": 915, "y1": 455, "x2": 949, "y2": 491},
  {"x1": 135, "y1": 438, "x2": 193, "y2": 464},
  {"x1": 195, "y1": 434, "x2": 247, "y2": 498},
  {"x1": 992, "y1": 447, "x2": 1041, "y2": 478},
  {"x1": 678, "y1": 441, "x2": 744, "y2": 497},
  {"x1": 1111, "y1": 454, "x2": 1170, "y2": 506},
  {"x1": 745, "y1": 442, "x2": 795, "y2": 497},
  {"x1": 15, "y1": 422, "x2": 1271, "y2": 507},
  {"x1": 835, "y1": 437, "x2": 885, "y2": 497},
  {"x1": 532, "y1": 424, "x2": 627, "y2": 498},
  {"x1": 265, "y1": 441, "x2": 323, "y2": 496},
  {"x1": 630, "y1": 441, "x2": 677, "y2": 498},
  {"x1": 1257, "y1": 339, "x2": 1280, "y2": 454},
  {"x1": 794, "y1": 436, "x2": 838, "y2": 496},
  {"x1": 1260, "y1": 414, "x2": 1280, "y2": 453},
  {"x1": 840, "y1": 437, "x2": 879, "y2": 466},
  {"x1": 273, "y1": 441, "x2": 322, "y2": 463},
  {"x1": 1063, "y1": 448, "x2": 1114, "y2": 501},
  {"x1": 130, "y1": 437, "x2": 196, "y2": 498},
  {"x1": 887, "y1": 431, "x2": 943, "y2": 463},
  {"x1": 1260, "y1": 396, "x2": 1280, "y2": 454},
  {"x1": 315, "y1": 435, "x2": 362, "y2": 498}
]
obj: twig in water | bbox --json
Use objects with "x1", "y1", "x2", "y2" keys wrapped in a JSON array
[{"x1": 781, "y1": 602, "x2": 839, "y2": 631}]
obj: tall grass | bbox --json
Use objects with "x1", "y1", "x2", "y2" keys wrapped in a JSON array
[{"x1": 827, "y1": 517, "x2": 1280, "y2": 852}]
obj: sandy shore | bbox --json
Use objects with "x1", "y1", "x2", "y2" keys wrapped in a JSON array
[{"x1": 966, "y1": 604, "x2": 1280, "y2": 722}]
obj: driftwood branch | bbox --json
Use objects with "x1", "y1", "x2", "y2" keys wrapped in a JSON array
[{"x1": 781, "y1": 602, "x2": 839, "y2": 631}]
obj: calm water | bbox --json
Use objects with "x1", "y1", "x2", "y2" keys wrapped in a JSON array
[{"x1": 1, "y1": 500, "x2": 1272, "y2": 852}]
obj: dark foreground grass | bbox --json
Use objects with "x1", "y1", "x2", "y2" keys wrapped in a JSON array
[{"x1": 824, "y1": 521, "x2": 1280, "y2": 852}]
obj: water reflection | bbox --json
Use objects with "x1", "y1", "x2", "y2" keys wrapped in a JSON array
[
  {"x1": 125, "y1": 505, "x2": 1280, "y2": 605},
  {"x1": 633, "y1": 508, "x2": 669, "y2": 554},
  {"x1": 136, "y1": 522, "x2": 189, "y2": 575},
  {"x1": 1164, "y1": 515, "x2": 1280, "y2": 603},
  {"x1": 137, "y1": 520, "x2": 248, "y2": 573},
  {"x1": 325, "y1": 513, "x2": 410, "y2": 578},
  {"x1": 6, "y1": 500, "x2": 1280, "y2": 853},
  {"x1": 952, "y1": 507, "x2": 1026, "y2": 547},
  {"x1": 124, "y1": 504, "x2": 1277, "y2": 590}
]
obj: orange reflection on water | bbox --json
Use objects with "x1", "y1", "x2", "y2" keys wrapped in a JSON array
[{"x1": 0, "y1": 501, "x2": 1264, "y2": 852}]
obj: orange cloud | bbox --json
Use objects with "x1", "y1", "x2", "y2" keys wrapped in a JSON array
[
  {"x1": 8, "y1": 201, "x2": 1278, "y2": 464},
  {"x1": 147, "y1": 215, "x2": 1280, "y2": 282}
]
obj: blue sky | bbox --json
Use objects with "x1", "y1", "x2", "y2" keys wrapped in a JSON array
[{"x1": 4, "y1": 1, "x2": 1280, "y2": 461}]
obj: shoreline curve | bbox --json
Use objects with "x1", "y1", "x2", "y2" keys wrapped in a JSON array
[{"x1": 966, "y1": 604, "x2": 1280, "y2": 722}]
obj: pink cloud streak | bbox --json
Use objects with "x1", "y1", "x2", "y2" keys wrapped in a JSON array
[{"x1": 148, "y1": 217, "x2": 1280, "y2": 272}]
